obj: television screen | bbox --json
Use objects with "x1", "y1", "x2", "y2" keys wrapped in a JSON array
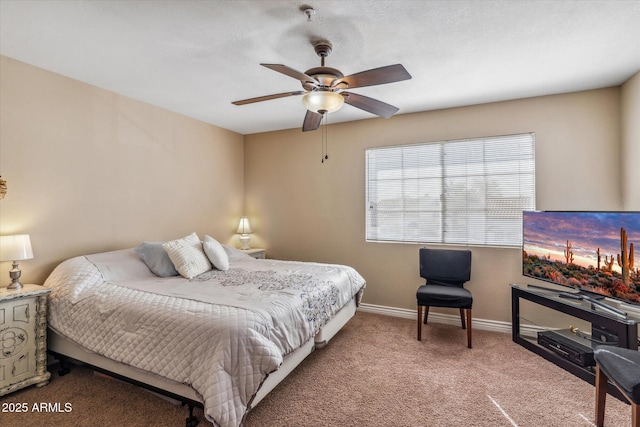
[{"x1": 522, "y1": 211, "x2": 640, "y2": 306}]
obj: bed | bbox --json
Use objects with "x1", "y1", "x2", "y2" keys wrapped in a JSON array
[{"x1": 44, "y1": 239, "x2": 366, "y2": 427}]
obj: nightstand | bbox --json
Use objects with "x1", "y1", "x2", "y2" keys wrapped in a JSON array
[
  {"x1": 241, "y1": 248, "x2": 266, "y2": 259},
  {"x1": 0, "y1": 284, "x2": 52, "y2": 396}
]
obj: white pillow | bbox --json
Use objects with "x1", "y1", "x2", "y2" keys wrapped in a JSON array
[
  {"x1": 203, "y1": 235, "x2": 230, "y2": 271},
  {"x1": 162, "y1": 232, "x2": 211, "y2": 279}
]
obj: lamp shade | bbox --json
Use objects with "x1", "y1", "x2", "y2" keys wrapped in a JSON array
[
  {"x1": 236, "y1": 217, "x2": 253, "y2": 235},
  {"x1": 302, "y1": 91, "x2": 344, "y2": 114},
  {"x1": 0, "y1": 234, "x2": 34, "y2": 261}
]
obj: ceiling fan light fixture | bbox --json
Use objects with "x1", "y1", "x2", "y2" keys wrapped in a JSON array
[{"x1": 302, "y1": 91, "x2": 344, "y2": 114}]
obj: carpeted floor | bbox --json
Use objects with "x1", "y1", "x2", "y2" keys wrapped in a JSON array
[{"x1": 1, "y1": 312, "x2": 631, "y2": 426}]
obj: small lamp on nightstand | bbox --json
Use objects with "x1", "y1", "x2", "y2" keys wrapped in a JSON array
[
  {"x1": 236, "y1": 217, "x2": 253, "y2": 250},
  {"x1": 0, "y1": 234, "x2": 34, "y2": 290}
]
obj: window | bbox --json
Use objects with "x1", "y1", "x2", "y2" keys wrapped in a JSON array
[{"x1": 365, "y1": 133, "x2": 535, "y2": 247}]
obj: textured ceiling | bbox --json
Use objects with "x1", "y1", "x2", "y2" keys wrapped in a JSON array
[{"x1": 1, "y1": 0, "x2": 639, "y2": 135}]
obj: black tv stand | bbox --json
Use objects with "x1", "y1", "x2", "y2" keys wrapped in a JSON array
[
  {"x1": 525, "y1": 284, "x2": 627, "y2": 318},
  {"x1": 525, "y1": 283, "x2": 562, "y2": 293},
  {"x1": 512, "y1": 284, "x2": 638, "y2": 401}
]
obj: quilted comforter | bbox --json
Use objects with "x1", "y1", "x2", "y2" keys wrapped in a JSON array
[{"x1": 45, "y1": 247, "x2": 365, "y2": 427}]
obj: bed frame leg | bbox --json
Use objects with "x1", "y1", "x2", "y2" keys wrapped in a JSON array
[
  {"x1": 185, "y1": 404, "x2": 198, "y2": 427},
  {"x1": 56, "y1": 356, "x2": 71, "y2": 376}
]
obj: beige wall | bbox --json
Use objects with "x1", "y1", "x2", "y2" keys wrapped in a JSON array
[
  {"x1": 0, "y1": 56, "x2": 245, "y2": 285},
  {"x1": 245, "y1": 88, "x2": 623, "y2": 323},
  {"x1": 621, "y1": 70, "x2": 640, "y2": 210}
]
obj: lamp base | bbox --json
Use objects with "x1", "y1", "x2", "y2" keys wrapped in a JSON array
[
  {"x1": 7, "y1": 261, "x2": 24, "y2": 290},
  {"x1": 239, "y1": 234, "x2": 251, "y2": 250},
  {"x1": 7, "y1": 281, "x2": 23, "y2": 290}
]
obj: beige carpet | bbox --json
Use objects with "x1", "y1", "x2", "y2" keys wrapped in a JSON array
[{"x1": 1, "y1": 312, "x2": 631, "y2": 426}]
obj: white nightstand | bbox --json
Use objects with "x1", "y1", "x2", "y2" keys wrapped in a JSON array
[
  {"x1": 240, "y1": 248, "x2": 266, "y2": 259},
  {"x1": 0, "y1": 284, "x2": 52, "y2": 396}
]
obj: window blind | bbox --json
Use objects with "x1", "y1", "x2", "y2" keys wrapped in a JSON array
[{"x1": 365, "y1": 133, "x2": 535, "y2": 247}]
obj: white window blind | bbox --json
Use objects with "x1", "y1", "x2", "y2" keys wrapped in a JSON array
[{"x1": 365, "y1": 133, "x2": 535, "y2": 247}]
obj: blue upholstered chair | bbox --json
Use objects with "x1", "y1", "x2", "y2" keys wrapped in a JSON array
[
  {"x1": 416, "y1": 248, "x2": 473, "y2": 348},
  {"x1": 594, "y1": 345, "x2": 640, "y2": 427}
]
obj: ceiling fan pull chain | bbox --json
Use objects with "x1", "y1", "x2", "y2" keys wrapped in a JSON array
[
  {"x1": 321, "y1": 120, "x2": 324, "y2": 163},
  {"x1": 325, "y1": 114, "x2": 329, "y2": 161},
  {"x1": 320, "y1": 112, "x2": 324, "y2": 163},
  {"x1": 321, "y1": 113, "x2": 329, "y2": 163}
]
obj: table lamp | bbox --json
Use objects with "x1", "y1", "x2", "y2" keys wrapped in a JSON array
[
  {"x1": 236, "y1": 217, "x2": 253, "y2": 250},
  {"x1": 0, "y1": 234, "x2": 34, "y2": 290}
]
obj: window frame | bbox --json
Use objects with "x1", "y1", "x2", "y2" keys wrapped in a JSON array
[{"x1": 365, "y1": 133, "x2": 536, "y2": 248}]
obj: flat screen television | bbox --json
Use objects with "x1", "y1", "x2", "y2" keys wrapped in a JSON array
[{"x1": 522, "y1": 211, "x2": 640, "y2": 309}]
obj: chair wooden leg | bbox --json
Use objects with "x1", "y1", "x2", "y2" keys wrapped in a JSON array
[
  {"x1": 466, "y1": 309, "x2": 472, "y2": 349},
  {"x1": 459, "y1": 308, "x2": 466, "y2": 329},
  {"x1": 633, "y1": 401, "x2": 639, "y2": 427},
  {"x1": 595, "y1": 365, "x2": 607, "y2": 427},
  {"x1": 417, "y1": 305, "x2": 422, "y2": 341},
  {"x1": 423, "y1": 306, "x2": 429, "y2": 324}
]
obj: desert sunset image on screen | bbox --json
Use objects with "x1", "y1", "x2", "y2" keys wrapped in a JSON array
[{"x1": 522, "y1": 211, "x2": 640, "y2": 305}]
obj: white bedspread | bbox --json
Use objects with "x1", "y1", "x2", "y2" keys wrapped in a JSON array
[{"x1": 45, "y1": 248, "x2": 365, "y2": 427}]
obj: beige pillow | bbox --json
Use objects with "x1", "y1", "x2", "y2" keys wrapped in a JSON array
[{"x1": 162, "y1": 232, "x2": 211, "y2": 279}]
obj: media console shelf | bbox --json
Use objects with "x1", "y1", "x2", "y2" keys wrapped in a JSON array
[{"x1": 511, "y1": 284, "x2": 638, "y2": 401}]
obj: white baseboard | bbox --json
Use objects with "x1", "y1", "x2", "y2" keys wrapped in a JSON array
[{"x1": 357, "y1": 303, "x2": 546, "y2": 337}]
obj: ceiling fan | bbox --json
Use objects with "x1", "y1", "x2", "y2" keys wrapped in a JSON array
[{"x1": 232, "y1": 40, "x2": 412, "y2": 132}]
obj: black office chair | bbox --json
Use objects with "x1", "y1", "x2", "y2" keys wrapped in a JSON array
[
  {"x1": 594, "y1": 345, "x2": 640, "y2": 427},
  {"x1": 416, "y1": 248, "x2": 473, "y2": 348}
]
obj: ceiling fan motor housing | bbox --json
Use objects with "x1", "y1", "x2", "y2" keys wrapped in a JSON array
[{"x1": 303, "y1": 69, "x2": 344, "y2": 90}]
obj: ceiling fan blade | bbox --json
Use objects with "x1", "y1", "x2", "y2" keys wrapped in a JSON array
[
  {"x1": 302, "y1": 110, "x2": 323, "y2": 132},
  {"x1": 342, "y1": 92, "x2": 399, "y2": 118},
  {"x1": 232, "y1": 91, "x2": 305, "y2": 106},
  {"x1": 261, "y1": 64, "x2": 317, "y2": 84},
  {"x1": 333, "y1": 64, "x2": 411, "y2": 89}
]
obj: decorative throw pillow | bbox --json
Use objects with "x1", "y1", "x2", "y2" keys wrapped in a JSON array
[
  {"x1": 135, "y1": 242, "x2": 179, "y2": 277},
  {"x1": 162, "y1": 232, "x2": 211, "y2": 279},
  {"x1": 203, "y1": 235, "x2": 230, "y2": 271}
]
